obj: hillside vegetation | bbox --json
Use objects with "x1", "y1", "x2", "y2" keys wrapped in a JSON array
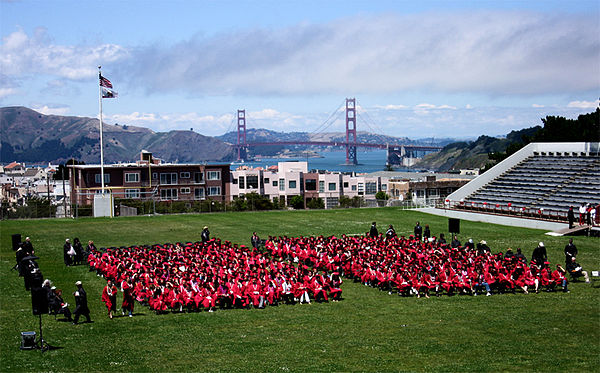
[
  {"x1": 416, "y1": 108, "x2": 599, "y2": 171},
  {"x1": 0, "y1": 107, "x2": 236, "y2": 164}
]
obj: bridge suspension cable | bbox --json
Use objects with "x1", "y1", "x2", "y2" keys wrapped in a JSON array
[{"x1": 309, "y1": 99, "x2": 346, "y2": 136}]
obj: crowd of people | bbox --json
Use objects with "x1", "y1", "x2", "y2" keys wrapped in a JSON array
[
  {"x1": 263, "y1": 226, "x2": 578, "y2": 298},
  {"x1": 87, "y1": 237, "x2": 343, "y2": 314},
  {"x1": 16, "y1": 219, "x2": 590, "y2": 323}
]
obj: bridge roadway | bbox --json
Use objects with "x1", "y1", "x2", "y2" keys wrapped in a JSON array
[{"x1": 239, "y1": 141, "x2": 442, "y2": 151}]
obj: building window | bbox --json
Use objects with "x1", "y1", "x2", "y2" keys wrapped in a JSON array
[
  {"x1": 272, "y1": 180, "x2": 278, "y2": 187},
  {"x1": 305, "y1": 179, "x2": 317, "y2": 191},
  {"x1": 318, "y1": 181, "x2": 324, "y2": 192},
  {"x1": 381, "y1": 184, "x2": 387, "y2": 191},
  {"x1": 264, "y1": 177, "x2": 270, "y2": 184},
  {"x1": 207, "y1": 171, "x2": 221, "y2": 180},
  {"x1": 288, "y1": 180, "x2": 297, "y2": 189},
  {"x1": 180, "y1": 187, "x2": 191, "y2": 194},
  {"x1": 194, "y1": 188, "x2": 205, "y2": 200},
  {"x1": 207, "y1": 186, "x2": 221, "y2": 196},
  {"x1": 279, "y1": 178, "x2": 285, "y2": 191},
  {"x1": 232, "y1": 178, "x2": 238, "y2": 185},
  {"x1": 358, "y1": 183, "x2": 364, "y2": 192},
  {"x1": 328, "y1": 182, "x2": 336, "y2": 191},
  {"x1": 366, "y1": 182, "x2": 377, "y2": 195},
  {"x1": 239, "y1": 176, "x2": 245, "y2": 189},
  {"x1": 160, "y1": 188, "x2": 178, "y2": 200},
  {"x1": 125, "y1": 189, "x2": 140, "y2": 199},
  {"x1": 160, "y1": 173, "x2": 178, "y2": 185},
  {"x1": 326, "y1": 197, "x2": 339, "y2": 209},
  {"x1": 343, "y1": 182, "x2": 349, "y2": 188},
  {"x1": 416, "y1": 189, "x2": 425, "y2": 198},
  {"x1": 194, "y1": 172, "x2": 204, "y2": 184},
  {"x1": 351, "y1": 185, "x2": 357, "y2": 191},
  {"x1": 125, "y1": 173, "x2": 139, "y2": 183},
  {"x1": 180, "y1": 172, "x2": 191, "y2": 178},
  {"x1": 152, "y1": 172, "x2": 158, "y2": 180},
  {"x1": 95, "y1": 174, "x2": 110, "y2": 184},
  {"x1": 247, "y1": 175, "x2": 259, "y2": 189}
]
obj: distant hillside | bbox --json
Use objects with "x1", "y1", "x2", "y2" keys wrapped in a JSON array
[
  {"x1": 0, "y1": 107, "x2": 236, "y2": 164},
  {"x1": 218, "y1": 128, "x2": 453, "y2": 157},
  {"x1": 415, "y1": 108, "x2": 599, "y2": 171}
]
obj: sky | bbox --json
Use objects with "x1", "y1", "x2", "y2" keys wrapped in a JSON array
[{"x1": 1, "y1": 0, "x2": 599, "y2": 140}]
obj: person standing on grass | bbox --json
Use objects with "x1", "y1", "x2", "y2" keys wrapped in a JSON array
[
  {"x1": 531, "y1": 242, "x2": 548, "y2": 267},
  {"x1": 414, "y1": 221, "x2": 423, "y2": 241},
  {"x1": 564, "y1": 239, "x2": 577, "y2": 265},
  {"x1": 102, "y1": 279, "x2": 118, "y2": 319},
  {"x1": 369, "y1": 222, "x2": 378, "y2": 239},
  {"x1": 251, "y1": 232, "x2": 261, "y2": 250},
  {"x1": 201, "y1": 226, "x2": 210, "y2": 243},
  {"x1": 73, "y1": 281, "x2": 91, "y2": 324},
  {"x1": 121, "y1": 278, "x2": 135, "y2": 317}
]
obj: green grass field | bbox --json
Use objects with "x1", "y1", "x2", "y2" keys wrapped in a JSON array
[{"x1": 1, "y1": 208, "x2": 598, "y2": 372}]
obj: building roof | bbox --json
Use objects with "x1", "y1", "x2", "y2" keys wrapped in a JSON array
[
  {"x1": 69, "y1": 162, "x2": 230, "y2": 169},
  {"x1": 4, "y1": 161, "x2": 22, "y2": 169}
]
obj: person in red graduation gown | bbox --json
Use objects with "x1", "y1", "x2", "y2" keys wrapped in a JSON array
[{"x1": 101, "y1": 279, "x2": 118, "y2": 319}]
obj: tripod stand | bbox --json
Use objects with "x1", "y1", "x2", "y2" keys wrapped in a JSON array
[{"x1": 35, "y1": 313, "x2": 49, "y2": 352}]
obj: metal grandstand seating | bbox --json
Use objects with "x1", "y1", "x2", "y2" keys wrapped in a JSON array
[{"x1": 446, "y1": 143, "x2": 600, "y2": 223}]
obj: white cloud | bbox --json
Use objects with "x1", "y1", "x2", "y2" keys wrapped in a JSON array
[
  {"x1": 0, "y1": 27, "x2": 128, "y2": 80},
  {"x1": 32, "y1": 105, "x2": 70, "y2": 116},
  {"x1": 124, "y1": 11, "x2": 598, "y2": 96},
  {"x1": 374, "y1": 104, "x2": 408, "y2": 110},
  {"x1": 567, "y1": 100, "x2": 599, "y2": 109},
  {"x1": 0, "y1": 87, "x2": 17, "y2": 98},
  {"x1": 532, "y1": 104, "x2": 545, "y2": 108}
]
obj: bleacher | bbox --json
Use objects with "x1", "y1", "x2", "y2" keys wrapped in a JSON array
[{"x1": 446, "y1": 143, "x2": 600, "y2": 222}]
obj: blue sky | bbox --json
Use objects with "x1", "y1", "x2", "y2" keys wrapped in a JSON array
[{"x1": 1, "y1": 0, "x2": 599, "y2": 139}]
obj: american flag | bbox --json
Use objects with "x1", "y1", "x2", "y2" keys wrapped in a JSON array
[{"x1": 99, "y1": 74, "x2": 113, "y2": 88}]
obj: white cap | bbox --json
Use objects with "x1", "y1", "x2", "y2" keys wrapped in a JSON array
[
  {"x1": 539, "y1": 242, "x2": 544, "y2": 247},
  {"x1": 75, "y1": 281, "x2": 82, "y2": 286}
]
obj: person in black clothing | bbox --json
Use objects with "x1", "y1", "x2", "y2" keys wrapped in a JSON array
[
  {"x1": 73, "y1": 237, "x2": 83, "y2": 265},
  {"x1": 251, "y1": 232, "x2": 261, "y2": 250},
  {"x1": 73, "y1": 281, "x2": 91, "y2": 324},
  {"x1": 531, "y1": 242, "x2": 548, "y2": 266},
  {"x1": 423, "y1": 225, "x2": 431, "y2": 242},
  {"x1": 369, "y1": 222, "x2": 378, "y2": 239},
  {"x1": 566, "y1": 256, "x2": 590, "y2": 283},
  {"x1": 451, "y1": 235, "x2": 461, "y2": 248},
  {"x1": 438, "y1": 233, "x2": 446, "y2": 244},
  {"x1": 385, "y1": 225, "x2": 396, "y2": 240},
  {"x1": 504, "y1": 248, "x2": 515, "y2": 261},
  {"x1": 201, "y1": 226, "x2": 210, "y2": 243},
  {"x1": 414, "y1": 222, "x2": 423, "y2": 241},
  {"x1": 22, "y1": 237, "x2": 34, "y2": 256},
  {"x1": 567, "y1": 206, "x2": 575, "y2": 229},
  {"x1": 64, "y1": 239, "x2": 73, "y2": 266},
  {"x1": 465, "y1": 238, "x2": 475, "y2": 251},
  {"x1": 477, "y1": 240, "x2": 490, "y2": 255},
  {"x1": 564, "y1": 239, "x2": 578, "y2": 265}
]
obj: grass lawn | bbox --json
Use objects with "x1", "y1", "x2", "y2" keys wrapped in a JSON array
[{"x1": 1, "y1": 208, "x2": 598, "y2": 372}]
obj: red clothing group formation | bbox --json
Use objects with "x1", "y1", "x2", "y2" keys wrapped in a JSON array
[
  {"x1": 88, "y1": 239, "x2": 343, "y2": 313},
  {"x1": 88, "y1": 232, "x2": 569, "y2": 314},
  {"x1": 265, "y1": 234, "x2": 569, "y2": 297}
]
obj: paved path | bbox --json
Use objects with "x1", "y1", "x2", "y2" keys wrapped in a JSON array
[{"x1": 416, "y1": 207, "x2": 568, "y2": 232}]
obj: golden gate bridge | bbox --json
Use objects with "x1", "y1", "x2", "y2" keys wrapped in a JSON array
[{"x1": 234, "y1": 98, "x2": 442, "y2": 165}]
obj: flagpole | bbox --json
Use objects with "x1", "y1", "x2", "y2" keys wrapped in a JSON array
[{"x1": 98, "y1": 66, "x2": 105, "y2": 194}]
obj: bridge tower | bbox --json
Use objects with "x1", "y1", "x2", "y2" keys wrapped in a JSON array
[
  {"x1": 236, "y1": 109, "x2": 247, "y2": 160},
  {"x1": 345, "y1": 98, "x2": 358, "y2": 165}
]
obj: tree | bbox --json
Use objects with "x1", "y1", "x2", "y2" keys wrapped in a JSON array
[
  {"x1": 306, "y1": 197, "x2": 325, "y2": 209},
  {"x1": 290, "y1": 195, "x2": 305, "y2": 210},
  {"x1": 375, "y1": 191, "x2": 389, "y2": 200}
]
